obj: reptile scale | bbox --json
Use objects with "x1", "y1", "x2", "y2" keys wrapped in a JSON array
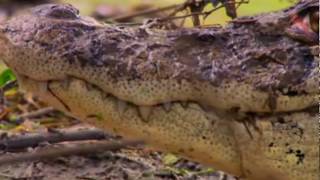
[{"x1": 0, "y1": 0, "x2": 318, "y2": 179}]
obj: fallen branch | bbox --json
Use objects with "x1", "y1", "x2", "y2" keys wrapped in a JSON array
[
  {"x1": 1, "y1": 80, "x2": 18, "y2": 92},
  {"x1": 0, "y1": 128, "x2": 111, "y2": 151},
  {"x1": 0, "y1": 139, "x2": 144, "y2": 166},
  {"x1": 159, "y1": 4, "x2": 224, "y2": 24},
  {"x1": 15, "y1": 107, "x2": 56, "y2": 120}
]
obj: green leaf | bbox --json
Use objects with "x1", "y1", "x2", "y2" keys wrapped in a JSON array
[
  {"x1": 196, "y1": 167, "x2": 216, "y2": 175},
  {"x1": 163, "y1": 153, "x2": 179, "y2": 165},
  {"x1": 0, "y1": 69, "x2": 16, "y2": 87},
  {"x1": 8, "y1": 114, "x2": 19, "y2": 122},
  {"x1": 161, "y1": 167, "x2": 190, "y2": 176},
  {"x1": 0, "y1": 123, "x2": 15, "y2": 130}
]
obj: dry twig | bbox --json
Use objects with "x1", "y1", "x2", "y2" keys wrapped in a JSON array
[
  {"x1": 15, "y1": 107, "x2": 56, "y2": 120},
  {"x1": 0, "y1": 128, "x2": 110, "y2": 151},
  {"x1": 112, "y1": 4, "x2": 180, "y2": 22},
  {"x1": 0, "y1": 139, "x2": 144, "y2": 166}
]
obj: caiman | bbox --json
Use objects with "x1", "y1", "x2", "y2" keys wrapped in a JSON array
[{"x1": 0, "y1": 1, "x2": 318, "y2": 179}]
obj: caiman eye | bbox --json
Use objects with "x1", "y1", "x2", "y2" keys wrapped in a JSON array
[
  {"x1": 287, "y1": 9, "x2": 319, "y2": 44},
  {"x1": 292, "y1": 10, "x2": 319, "y2": 34},
  {"x1": 33, "y1": 4, "x2": 79, "y2": 19}
]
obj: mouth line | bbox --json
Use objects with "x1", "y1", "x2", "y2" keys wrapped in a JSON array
[
  {"x1": 310, "y1": 45, "x2": 319, "y2": 56},
  {"x1": 47, "y1": 81, "x2": 72, "y2": 112},
  {"x1": 18, "y1": 75, "x2": 315, "y2": 122},
  {"x1": 285, "y1": 27, "x2": 318, "y2": 45}
]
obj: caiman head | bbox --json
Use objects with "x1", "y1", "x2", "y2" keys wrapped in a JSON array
[
  {"x1": 0, "y1": 1, "x2": 318, "y2": 180},
  {"x1": 0, "y1": 1, "x2": 318, "y2": 113}
]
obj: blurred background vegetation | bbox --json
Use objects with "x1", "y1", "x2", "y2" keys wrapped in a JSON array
[{"x1": 62, "y1": 0, "x2": 297, "y2": 25}]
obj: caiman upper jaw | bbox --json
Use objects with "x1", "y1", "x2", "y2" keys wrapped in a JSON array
[{"x1": 0, "y1": 2, "x2": 318, "y2": 113}]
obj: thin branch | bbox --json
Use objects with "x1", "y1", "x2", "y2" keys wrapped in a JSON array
[
  {"x1": 202, "y1": 5, "x2": 225, "y2": 19},
  {"x1": 0, "y1": 139, "x2": 144, "y2": 166},
  {"x1": 112, "y1": 4, "x2": 181, "y2": 22},
  {"x1": 16, "y1": 107, "x2": 56, "y2": 120},
  {"x1": 0, "y1": 129, "x2": 111, "y2": 151},
  {"x1": 109, "y1": 0, "x2": 249, "y2": 27},
  {"x1": 2, "y1": 80, "x2": 18, "y2": 92}
]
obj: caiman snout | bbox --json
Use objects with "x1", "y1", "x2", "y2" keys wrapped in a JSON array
[{"x1": 0, "y1": 1, "x2": 318, "y2": 180}]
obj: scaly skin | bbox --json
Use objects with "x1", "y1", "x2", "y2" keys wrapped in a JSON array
[
  {"x1": 0, "y1": 0, "x2": 58, "y2": 23},
  {"x1": 0, "y1": 1, "x2": 318, "y2": 179}
]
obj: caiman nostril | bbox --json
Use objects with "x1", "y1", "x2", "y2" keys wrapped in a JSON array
[
  {"x1": 0, "y1": 24, "x2": 9, "y2": 46},
  {"x1": 32, "y1": 4, "x2": 80, "y2": 19},
  {"x1": 310, "y1": 46, "x2": 319, "y2": 56},
  {"x1": 0, "y1": 24, "x2": 5, "y2": 33}
]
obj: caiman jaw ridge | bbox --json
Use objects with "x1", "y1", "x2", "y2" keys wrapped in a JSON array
[{"x1": 18, "y1": 75, "x2": 244, "y2": 176}]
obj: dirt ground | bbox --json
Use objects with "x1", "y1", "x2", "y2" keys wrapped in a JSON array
[
  {"x1": 0, "y1": 151, "x2": 231, "y2": 180},
  {"x1": 0, "y1": 132, "x2": 236, "y2": 180}
]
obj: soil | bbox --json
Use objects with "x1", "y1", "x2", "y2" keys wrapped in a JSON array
[{"x1": 0, "y1": 135, "x2": 235, "y2": 180}]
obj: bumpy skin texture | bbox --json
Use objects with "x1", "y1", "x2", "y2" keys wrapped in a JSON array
[
  {"x1": 0, "y1": 2, "x2": 318, "y2": 113},
  {"x1": 0, "y1": 1, "x2": 318, "y2": 180},
  {"x1": 0, "y1": 0, "x2": 57, "y2": 23}
]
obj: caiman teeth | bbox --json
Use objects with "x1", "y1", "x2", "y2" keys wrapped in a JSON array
[
  {"x1": 101, "y1": 92, "x2": 109, "y2": 99},
  {"x1": 61, "y1": 77, "x2": 71, "y2": 89},
  {"x1": 0, "y1": 24, "x2": 4, "y2": 32},
  {"x1": 85, "y1": 81, "x2": 95, "y2": 91},
  {"x1": 138, "y1": 106, "x2": 153, "y2": 122},
  {"x1": 38, "y1": 81, "x2": 48, "y2": 93},
  {"x1": 117, "y1": 99, "x2": 128, "y2": 114},
  {"x1": 181, "y1": 101, "x2": 189, "y2": 109},
  {"x1": 162, "y1": 102, "x2": 172, "y2": 112},
  {"x1": 310, "y1": 45, "x2": 319, "y2": 56},
  {"x1": 282, "y1": 87, "x2": 289, "y2": 94},
  {"x1": 15, "y1": 74, "x2": 48, "y2": 93}
]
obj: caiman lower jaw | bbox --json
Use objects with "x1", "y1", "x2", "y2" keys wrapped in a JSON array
[
  {"x1": 16, "y1": 74, "x2": 244, "y2": 176},
  {"x1": 16, "y1": 74, "x2": 319, "y2": 180}
]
